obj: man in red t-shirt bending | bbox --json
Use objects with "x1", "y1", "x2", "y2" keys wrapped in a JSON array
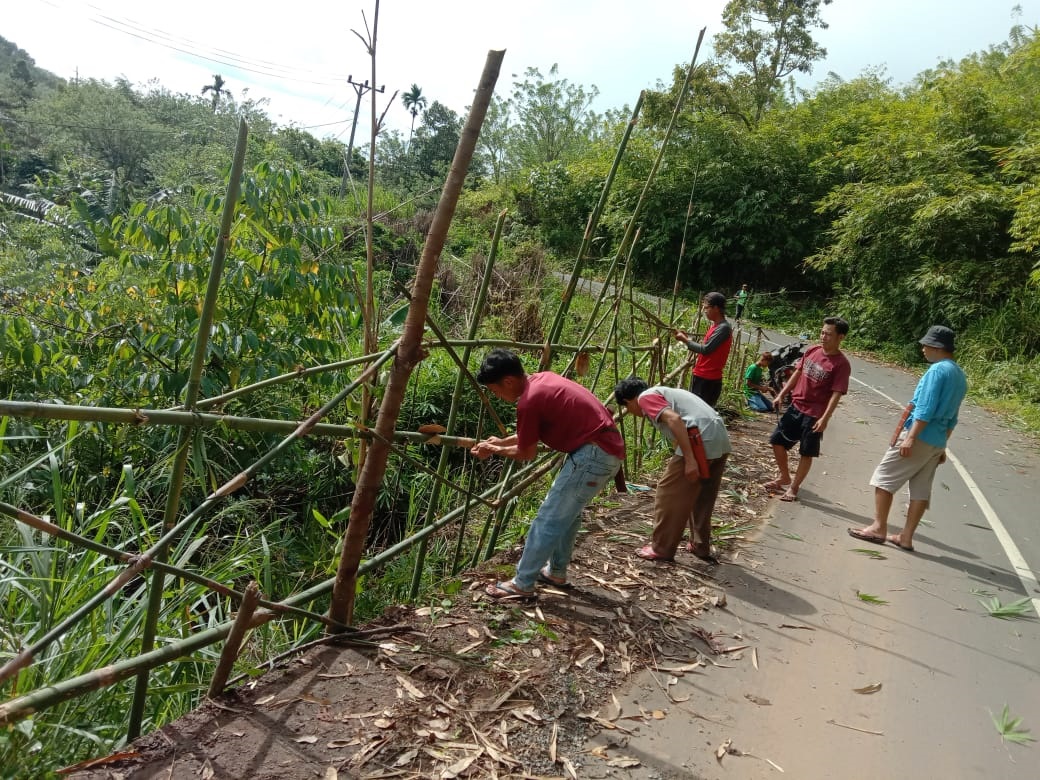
[
  {"x1": 471, "y1": 349, "x2": 624, "y2": 600},
  {"x1": 764, "y1": 317, "x2": 851, "y2": 502}
]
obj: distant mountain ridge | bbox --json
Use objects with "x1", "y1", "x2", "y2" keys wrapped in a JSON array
[{"x1": 0, "y1": 34, "x2": 65, "y2": 109}]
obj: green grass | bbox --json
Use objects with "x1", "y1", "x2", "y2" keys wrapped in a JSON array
[
  {"x1": 978, "y1": 596, "x2": 1034, "y2": 620},
  {"x1": 851, "y1": 548, "x2": 887, "y2": 560},
  {"x1": 855, "y1": 590, "x2": 888, "y2": 605},
  {"x1": 991, "y1": 705, "x2": 1036, "y2": 745}
]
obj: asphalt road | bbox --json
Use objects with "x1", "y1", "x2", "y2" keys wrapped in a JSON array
[{"x1": 598, "y1": 326, "x2": 1040, "y2": 779}]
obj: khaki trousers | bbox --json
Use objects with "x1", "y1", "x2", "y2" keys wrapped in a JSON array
[{"x1": 651, "y1": 453, "x2": 728, "y2": 558}]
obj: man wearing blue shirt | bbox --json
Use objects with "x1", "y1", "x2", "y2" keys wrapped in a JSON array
[{"x1": 849, "y1": 326, "x2": 968, "y2": 551}]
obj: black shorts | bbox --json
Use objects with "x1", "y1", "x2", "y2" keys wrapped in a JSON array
[
  {"x1": 769, "y1": 406, "x2": 822, "y2": 457},
  {"x1": 690, "y1": 376, "x2": 723, "y2": 409}
]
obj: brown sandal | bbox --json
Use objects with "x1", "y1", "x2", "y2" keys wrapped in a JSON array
[{"x1": 485, "y1": 580, "x2": 537, "y2": 601}]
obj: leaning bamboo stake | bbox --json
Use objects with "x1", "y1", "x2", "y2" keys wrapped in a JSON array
[
  {"x1": 207, "y1": 581, "x2": 261, "y2": 698},
  {"x1": 541, "y1": 92, "x2": 646, "y2": 369},
  {"x1": 0, "y1": 444, "x2": 558, "y2": 727},
  {"x1": 415, "y1": 301, "x2": 508, "y2": 435},
  {"x1": 590, "y1": 228, "x2": 639, "y2": 394},
  {"x1": 408, "y1": 210, "x2": 506, "y2": 598},
  {"x1": 1, "y1": 345, "x2": 397, "y2": 695},
  {"x1": 0, "y1": 502, "x2": 348, "y2": 631},
  {"x1": 572, "y1": 30, "x2": 707, "y2": 381},
  {"x1": 328, "y1": 49, "x2": 504, "y2": 628},
  {"x1": 0, "y1": 400, "x2": 478, "y2": 449},
  {"x1": 665, "y1": 179, "x2": 698, "y2": 369},
  {"x1": 187, "y1": 352, "x2": 385, "y2": 411},
  {"x1": 440, "y1": 338, "x2": 656, "y2": 354},
  {"x1": 129, "y1": 118, "x2": 249, "y2": 738}
]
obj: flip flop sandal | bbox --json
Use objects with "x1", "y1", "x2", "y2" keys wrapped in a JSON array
[
  {"x1": 685, "y1": 543, "x2": 720, "y2": 565},
  {"x1": 538, "y1": 567, "x2": 569, "y2": 588},
  {"x1": 847, "y1": 528, "x2": 887, "y2": 545},
  {"x1": 886, "y1": 534, "x2": 914, "y2": 552},
  {"x1": 485, "y1": 580, "x2": 537, "y2": 601},
  {"x1": 635, "y1": 545, "x2": 674, "y2": 562},
  {"x1": 763, "y1": 479, "x2": 791, "y2": 493}
]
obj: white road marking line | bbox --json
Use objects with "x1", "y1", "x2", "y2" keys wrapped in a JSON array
[
  {"x1": 762, "y1": 330, "x2": 1039, "y2": 616},
  {"x1": 850, "y1": 375, "x2": 1040, "y2": 618}
]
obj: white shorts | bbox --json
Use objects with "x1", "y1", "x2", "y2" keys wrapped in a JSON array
[{"x1": 869, "y1": 431, "x2": 945, "y2": 504}]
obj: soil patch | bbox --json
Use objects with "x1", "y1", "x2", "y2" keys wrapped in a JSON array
[{"x1": 67, "y1": 415, "x2": 778, "y2": 780}]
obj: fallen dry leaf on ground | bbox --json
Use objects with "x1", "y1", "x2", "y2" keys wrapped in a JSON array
[
  {"x1": 853, "y1": 683, "x2": 883, "y2": 694},
  {"x1": 716, "y1": 738, "x2": 733, "y2": 763}
]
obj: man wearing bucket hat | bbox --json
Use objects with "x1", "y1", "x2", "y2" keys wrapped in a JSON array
[{"x1": 849, "y1": 325, "x2": 967, "y2": 552}]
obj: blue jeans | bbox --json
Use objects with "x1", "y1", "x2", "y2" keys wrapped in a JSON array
[
  {"x1": 747, "y1": 392, "x2": 772, "y2": 412},
  {"x1": 513, "y1": 443, "x2": 622, "y2": 591}
]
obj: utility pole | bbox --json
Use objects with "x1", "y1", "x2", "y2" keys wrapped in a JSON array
[{"x1": 339, "y1": 74, "x2": 385, "y2": 197}]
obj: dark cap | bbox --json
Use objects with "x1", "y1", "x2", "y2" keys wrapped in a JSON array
[{"x1": 919, "y1": 325, "x2": 955, "y2": 352}]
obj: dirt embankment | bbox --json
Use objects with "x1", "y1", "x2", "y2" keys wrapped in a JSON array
[{"x1": 67, "y1": 416, "x2": 776, "y2": 780}]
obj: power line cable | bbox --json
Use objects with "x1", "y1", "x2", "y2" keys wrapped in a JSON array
[{"x1": 38, "y1": 0, "x2": 354, "y2": 87}]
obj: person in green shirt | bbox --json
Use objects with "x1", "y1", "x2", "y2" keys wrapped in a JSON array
[
  {"x1": 744, "y1": 351, "x2": 773, "y2": 412},
  {"x1": 735, "y1": 284, "x2": 750, "y2": 320}
]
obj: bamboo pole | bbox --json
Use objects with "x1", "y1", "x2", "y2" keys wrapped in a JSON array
[
  {"x1": 328, "y1": 50, "x2": 504, "y2": 628},
  {"x1": 187, "y1": 352, "x2": 385, "y2": 411},
  {"x1": 408, "y1": 210, "x2": 506, "y2": 598},
  {"x1": 540, "y1": 92, "x2": 645, "y2": 370},
  {"x1": 568, "y1": 30, "x2": 706, "y2": 380},
  {"x1": 207, "y1": 581, "x2": 261, "y2": 697},
  {"x1": 449, "y1": 455, "x2": 478, "y2": 574},
  {"x1": 590, "y1": 229, "x2": 639, "y2": 395},
  {"x1": 438, "y1": 338, "x2": 655, "y2": 353},
  {"x1": 0, "y1": 450, "x2": 558, "y2": 727},
  {"x1": 666, "y1": 179, "x2": 698, "y2": 369},
  {"x1": 1, "y1": 612, "x2": 255, "y2": 728},
  {"x1": 568, "y1": 237, "x2": 627, "y2": 363},
  {"x1": 129, "y1": 118, "x2": 249, "y2": 738},
  {"x1": 415, "y1": 302, "x2": 508, "y2": 435},
  {"x1": 0, "y1": 400, "x2": 478, "y2": 449},
  {"x1": 2, "y1": 345, "x2": 396, "y2": 697},
  {"x1": 0, "y1": 501, "x2": 348, "y2": 631}
]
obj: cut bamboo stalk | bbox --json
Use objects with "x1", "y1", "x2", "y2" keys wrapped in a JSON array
[
  {"x1": 328, "y1": 49, "x2": 505, "y2": 628},
  {"x1": 207, "y1": 581, "x2": 261, "y2": 698},
  {"x1": 187, "y1": 352, "x2": 385, "y2": 411},
  {"x1": 409, "y1": 209, "x2": 507, "y2": 598},
  {"x1": 667, "y1": 180, "x2": 699, "y2": 369},
  {"x1": 0, "y1": 450, "x2": 557, "y2": 727},
  {"x1": 0, "y1": 400, "x2": 477, "y2": 449},
  {"x1": 0, "y1": 501, "x2": 348, "y2": 630},
  {"x1": 541, "y1": 91, "x2": 646, "y2": 369},
  {"x1": 129, "y1": 118, "x2": 249, "y2": 739}
]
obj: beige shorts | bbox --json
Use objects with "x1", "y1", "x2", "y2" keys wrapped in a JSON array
[{"x1": 869, "y1": 431, "x2": 945, "y2": 503}]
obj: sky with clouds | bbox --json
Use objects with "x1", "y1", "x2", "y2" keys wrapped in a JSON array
[{"x1": 3, "y1": 0, "x2": 1037, "y2": 140}]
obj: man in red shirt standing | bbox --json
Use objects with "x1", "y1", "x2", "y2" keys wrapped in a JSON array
[
  {"x1": 674, "y1": 292, "x2": 733, "y2": 408},
  {"x1": 471, "y1": 349, "x2": 624, "y2": 600},
  {"x1": 764, "y1": 317, "x2": 851, "y2": 502}
]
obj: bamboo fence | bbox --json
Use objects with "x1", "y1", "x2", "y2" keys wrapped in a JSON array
[{"x1": 0, "y1": 33, "x2": 732, "y2": 744}]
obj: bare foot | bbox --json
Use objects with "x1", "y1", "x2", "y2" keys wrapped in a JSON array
[{"x1": 779, "y1": 489, "x2": 799, "y2": 502}]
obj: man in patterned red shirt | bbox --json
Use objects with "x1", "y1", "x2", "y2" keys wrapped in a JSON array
[{"x1": 764, "y1": 317, "x2": 851, "y2": 502}]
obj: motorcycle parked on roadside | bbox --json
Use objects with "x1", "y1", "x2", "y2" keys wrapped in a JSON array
[{"x1": 768, "y1": 341, "x2": 805, "y2": 404}]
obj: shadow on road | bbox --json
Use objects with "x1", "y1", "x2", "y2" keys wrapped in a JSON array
[{"x1": 724, "y1": 565, "x2": 817, "y2": 616}]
